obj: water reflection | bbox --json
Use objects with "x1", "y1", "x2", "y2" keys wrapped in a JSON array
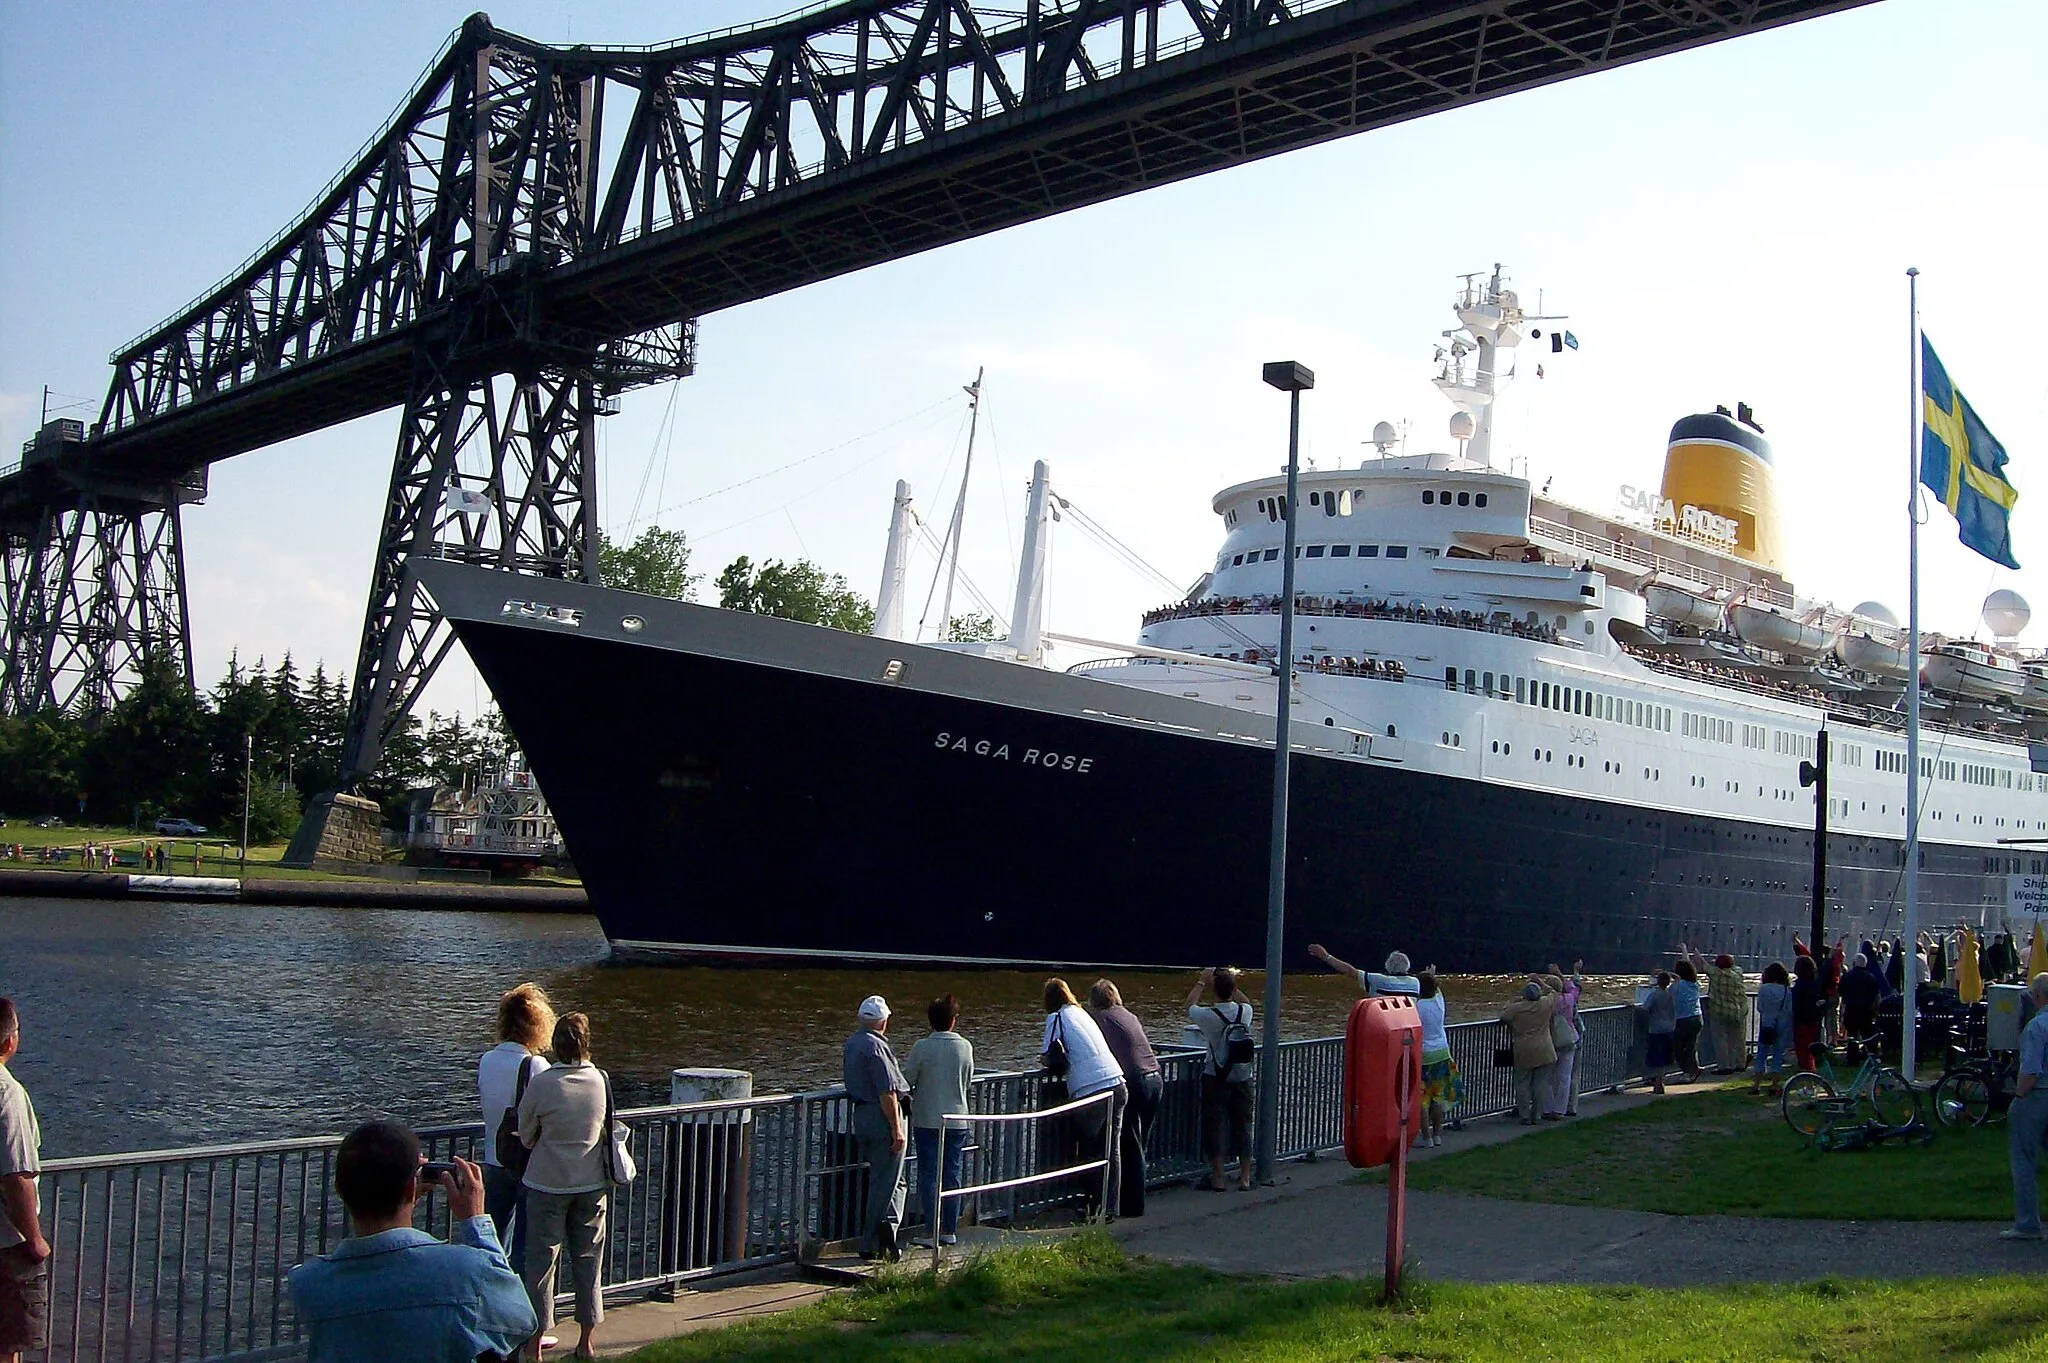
[{"x1": 13, "y1": 897, "x2": 1641, "y2": 1157}]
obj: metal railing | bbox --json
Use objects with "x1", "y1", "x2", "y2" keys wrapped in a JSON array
[
  {"x1": 929, "y1": 1089, "x2": 1116, "y2": 1272},
  {"x1": 34, "y1": 1007, "x2": 1662, "y2": 1362},
  {"x1": 1527, "y1": 515, "x2": 1795, "y2": 610}
]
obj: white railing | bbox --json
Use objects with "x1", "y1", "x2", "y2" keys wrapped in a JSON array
[
  {"x1": 1528, "y1": 516, "x2": 1793, "y2": 609},
  {"x1": 928, "y1": 1089, "x2": 1116, "y2": 1272}
]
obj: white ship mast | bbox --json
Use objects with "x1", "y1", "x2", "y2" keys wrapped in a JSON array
[
  {"x1": 872, "y1": 480, "x2": 917, "y2": 642},
  {"x1": 933, "y1": 368, "x2": 985, "y2": 640},
  {"x1": 1432, "y1": 264, "x2": 1563, "y2": 467}
]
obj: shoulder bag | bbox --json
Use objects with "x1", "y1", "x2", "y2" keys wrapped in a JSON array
[
  {"x1": 493, "y1": 1055, "x2": 536, "y2": 1175},
  {"x1": 1043, "y1": 1011, "x2": 1071, "y2": 1078},
  {"x1": 1549, "y1": 1006, "x2": 1579, "y2": 1053},
  {"x1": 600, "y1": 1069, "x2": 638, "y2": 1186}
]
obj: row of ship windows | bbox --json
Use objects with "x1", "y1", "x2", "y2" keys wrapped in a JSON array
[
  {"x1": 1225, "y1": 544, "x2": 1429, "y2": 567},
  {"x1": 1442, "y1": 668, "x2": 1673, "y2": 732},
  {"x1": 1457, "y1": 750, "x2": 2048, "y2": 830},
  {"x1": 1222, "y1": 487, "x2": 1494, "y2": 529}
]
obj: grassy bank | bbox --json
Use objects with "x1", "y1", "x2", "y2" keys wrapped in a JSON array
[
  {"x1": 624, "y1": 1234, "x2": 2048, "y2": 1362},
  {"x1": 1376, "y1": 1087, "x2": 2019, "y2": 1221},
  {"x1": 1, "y1": 823, "x2": 580, "y2": 886}
]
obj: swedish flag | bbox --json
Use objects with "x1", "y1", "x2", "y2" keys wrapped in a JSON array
[{"x1": 1922, "y1": 335, "x2": 2020, "y2": 569}]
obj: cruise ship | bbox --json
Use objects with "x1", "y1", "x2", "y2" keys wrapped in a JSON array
[{"x1": 425, "y1": 267, "x2": 2044, "y2": 971}]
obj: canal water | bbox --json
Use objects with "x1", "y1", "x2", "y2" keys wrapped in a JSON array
[{"x1": 11, "y1": 896, "x2": 1644, "y2": 1157}]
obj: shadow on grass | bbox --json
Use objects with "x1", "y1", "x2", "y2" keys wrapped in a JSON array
[
  {"x1": 625, "y1": 1234, "x2": 2048, "y2": 1362},
  {"x1": 1358, "y1": 1088, "x2": 2022, "y2": 1221}
]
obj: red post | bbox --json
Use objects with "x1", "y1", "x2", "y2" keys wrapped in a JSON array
[{"x1": 1384, "y1": 1030, "x2": 1411, "y2": 1299}]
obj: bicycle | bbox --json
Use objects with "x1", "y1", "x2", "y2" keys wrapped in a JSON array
[
  {"x1": 1780, "y1": 1035, "x2": 1922, "y2": 1145},
  {"x1": 1931, "y1": 1046, "x2": 2015, "y2": 1129}
]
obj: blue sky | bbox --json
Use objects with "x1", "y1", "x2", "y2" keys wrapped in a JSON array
[{"x1": 2, "y1": 0, "x2": 2044, "y2": 718}]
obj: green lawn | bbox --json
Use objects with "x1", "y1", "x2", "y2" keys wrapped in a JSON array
[
  {"x1": 1375, "y1": 1087, "x2": 2020, "y2": 1220},
  {"x1": 3, "y1": 823, "x2": 581, "y2": 886},
  {"x1": 624, "y1": 1234, "x2": 2048, "y2": 1362}
]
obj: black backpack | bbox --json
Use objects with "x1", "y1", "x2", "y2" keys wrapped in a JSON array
[{"x1": 1209, "y1": 1003, "x2": 1255, "y2": 1079}]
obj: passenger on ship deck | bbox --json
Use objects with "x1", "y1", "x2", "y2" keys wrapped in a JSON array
[
  {"x1": 1306, "y1": 943, "x2": 1418, "y2": 997},
  {"x1": 286, "y1": 1122, "x2": 536, "y2": 1363},
  {"x1": 842, "y1": 996, "x2": 910, "y2": 1261}
]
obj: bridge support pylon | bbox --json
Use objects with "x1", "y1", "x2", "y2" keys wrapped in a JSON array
[{"x1": 2, "y1": 422, "x2": 197, "y2": 718}]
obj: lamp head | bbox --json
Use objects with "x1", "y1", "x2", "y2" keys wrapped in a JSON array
[{"x1": 1262, "y1": 360, "x2": 1316, "y2": 393}]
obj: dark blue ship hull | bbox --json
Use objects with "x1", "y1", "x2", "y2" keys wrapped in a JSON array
[{"x1": 434, "y1": 570, "x2": 2005, "y2": 974}]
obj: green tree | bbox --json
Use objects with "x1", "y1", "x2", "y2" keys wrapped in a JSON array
[
  {"x1": 81, "y1": 655, "x2": 212, "y2": 823},
  {"x1": 947, "y1": 612, "x2": 1002, "y2": 642},
  {"x1": 0, "y1": 711, "x2": 86, "y2": 818},
  {"x1": 714, "y1": 555, "x2": 876, "y2": 633},
  {"x1": 600, "y1": 525, "x2": 699, "y2": 600}
]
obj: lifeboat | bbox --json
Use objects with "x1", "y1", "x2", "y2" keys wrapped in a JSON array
[
  {"x1": 1838, "y1": 629, "x2": 1916, "y2": 680},
  {"x1": 1644, "y1": 583, "x2": 1722, "y2": 630},
  {"x1": 2019, "y1": 661, "x2": 2048, "y2": 715},
  {"x1": 1730, "y1": 602, "x2": 1830, "y2": 659},
  {"x1": 1922, "y1": 642, "x2": 2025, "y2": 701}
]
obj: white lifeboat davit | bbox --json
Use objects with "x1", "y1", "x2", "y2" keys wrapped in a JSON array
[
  {"x1": 1644, "y1": 583, "x2": 1722, "y2": 631},
  {"x1": 1837, "y1": 628, "x2": 1916, "y2": 680},
  {"x1": 1730, "y1": 602, "x2": 1830, "y2": 659},
  {"x1": 1922, "y1": 642, "x2": 2026, "y2": 701}
]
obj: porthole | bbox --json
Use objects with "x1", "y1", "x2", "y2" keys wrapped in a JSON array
[
  {"x1": 1475, "y1": 493, "x2": 1488, "y2": 508},
  {"x1": 1423, "y1": 490, "x2": 1435, "y2": 505},
  {"x1": 1456, "y1": 491, "x2": 1470, "y2": 506}
]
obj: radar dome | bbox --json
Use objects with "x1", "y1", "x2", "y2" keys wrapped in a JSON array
[
  {"x1": 1448, "y1": 411, "x2": 1476, "y2": 442},
  {"x1": 1983, "y1": 589, "x2": 2031, "y2": 639},
  {"x1": 1371, "y1": 421, "x2": 1398, "y2": 449},
  {"x1": 1850, "y1": 601, "x2": 1899, "y2": 628}
]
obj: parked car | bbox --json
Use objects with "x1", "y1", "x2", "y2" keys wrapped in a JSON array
[
  {"x1": 33, "y1": 816, "x2": 63, "y2": 828},
  {"x1": 154, "y1": 817, "x2": 208, "y2": 835}
]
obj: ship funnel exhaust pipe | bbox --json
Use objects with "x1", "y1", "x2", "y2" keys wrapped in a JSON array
[{"x1": 1659, "y1": 411, "x2": 1783, "y2": 573}]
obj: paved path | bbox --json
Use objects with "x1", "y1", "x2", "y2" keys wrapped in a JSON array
[
  {"x1": 591, "y1": 1078, "x2": 2034, "y2": 1355},
  {"x1": 1111, "y1": 1081, "x2": 2033, "y2": 1285}
]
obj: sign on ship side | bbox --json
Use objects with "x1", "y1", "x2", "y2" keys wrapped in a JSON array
[{"x1": 934, "y1": 731, "x2": 1095, "y2": 773}]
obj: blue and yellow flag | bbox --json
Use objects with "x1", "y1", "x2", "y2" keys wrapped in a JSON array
[{"x1": 1922, "y1": 335, "x2": 2020, "y2": 569}]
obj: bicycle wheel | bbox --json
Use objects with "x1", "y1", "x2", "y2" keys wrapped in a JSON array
[
  {"x1": 1931, "y1": 1070, "x2": 1993, "y2": 1128},
  {"x1": 1864, "y1": 1068, "x2": 1921, "y2": 1131},
  {"x1": 1781, "y1": 1072, "x2": 1836, "y2": 1137}
]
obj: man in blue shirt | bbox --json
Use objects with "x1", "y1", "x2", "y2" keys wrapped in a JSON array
[
  {"x1": 2005, "y1": 975, "x2": 2048, "y2": 1240},
  {"x1": 289, "y1": 1121, "x2": 537, "y2": 1361}
]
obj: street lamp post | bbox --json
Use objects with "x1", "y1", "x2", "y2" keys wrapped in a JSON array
[
  {"x1": 1797, "y1": 725, "x2": 1829, "y2": 953},
  {"x1": 1255, "y1": 359, "x2": 1314, "y2": 1187},
  {"x1": 240, "y1": 733, "x2": 253, "y2": 880}
]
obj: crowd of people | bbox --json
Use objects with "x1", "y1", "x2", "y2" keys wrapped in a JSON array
[
  {"x1": 1, "y1": 841, "x2": 176, "y2": 869},
  {"x1": 1140, "y1": 593, "x2": 1565, "y2": 646}
]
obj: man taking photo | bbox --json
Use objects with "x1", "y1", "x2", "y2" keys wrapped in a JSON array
[
  {"x1": 0, "y1": 1000, "x2": 46, "y2": 1363},
  {"x1": 288, "y1": 1121, "x2": 537, "y2": 1361}
]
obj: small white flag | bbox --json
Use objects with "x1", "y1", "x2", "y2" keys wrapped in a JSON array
[{"x1": 445, "y1": 487, "x2": 493, "y2": 515}]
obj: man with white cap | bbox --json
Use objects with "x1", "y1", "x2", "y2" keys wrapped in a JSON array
[
  {"x1": 842, "y1": 996, "x2": 910, "y2": 1260},
  {"x1": 1307, "y1": 943, "x2": 1420, "y2": 997}
]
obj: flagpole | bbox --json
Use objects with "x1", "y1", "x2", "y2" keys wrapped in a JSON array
[{"x1": 1903, "y1": 266, "x2": 1922, "y2": 1083}]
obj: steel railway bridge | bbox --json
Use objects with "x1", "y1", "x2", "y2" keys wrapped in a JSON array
[{"x1": 0, "y1": 0, "x2": 1871, "y2": 839}]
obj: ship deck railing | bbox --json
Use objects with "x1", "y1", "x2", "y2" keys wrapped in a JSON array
[
  {"x1": 1139, "y1": 594, "x2": 1578, "y2": 650},
  {"x1": 34, "y1": 1004, "x2": 1679, "y2": 1362},
  {"x1": 1527, "y1": 515, "x2": 1794, "y2": 610}
]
